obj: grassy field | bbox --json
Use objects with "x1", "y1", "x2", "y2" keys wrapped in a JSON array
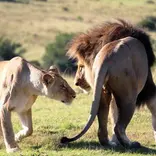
[
  {"x1": 0, "y1": 77, "x2": 155, "y2": 155},
  {"x1": 0, "y1": 0, "x2": 156, "y2": 155}
]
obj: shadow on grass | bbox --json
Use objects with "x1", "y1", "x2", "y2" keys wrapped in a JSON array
[{"x1": 61, "y1": 141, "x2": 156, "y2": 155}]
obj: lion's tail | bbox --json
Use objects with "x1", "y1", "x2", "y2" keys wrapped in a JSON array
[
  {"x1": 136, "y1": 70, "x2": 156, "y2": 107},
  {"x1": 60, "y1": 50, "x2": 108, "y2": 144}
]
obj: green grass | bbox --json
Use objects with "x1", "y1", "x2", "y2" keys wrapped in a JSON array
[{"x1": 0, "y1": 76, "x2": 156, "y2": 155}]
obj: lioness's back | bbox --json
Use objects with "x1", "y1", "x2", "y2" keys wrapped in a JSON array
[{"x1": 0, "y1": 60, "x2": 9, "y2": 80}]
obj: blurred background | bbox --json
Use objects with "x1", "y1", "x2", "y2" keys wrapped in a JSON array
[{"x1": 0, "y1": 0, "x2": 156, "y2": 73}]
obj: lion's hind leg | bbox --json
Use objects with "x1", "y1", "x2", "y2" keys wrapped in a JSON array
[
  {"x1": 97, "y1": 90, "x2": 117, "y2": 146},
  {"x1": 109, "y1": 96, "x2": 119, "y2": 145},
  {"x1": 114, "y1": 96, "x2": 141, "y2": 148},
  {"x1": 0, "y1": 104, "x2": 19, "y2": 153},
  {"x1": 15, "y1": 108, "x2": 33, "y2": 142}
]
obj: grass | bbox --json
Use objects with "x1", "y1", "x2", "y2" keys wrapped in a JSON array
[
  {"x1": 0, "y1": 0, "x2": 156, "y2": 62},
  {"x1": 0, "y1": 76, "x2": 156, "y2": 155}
]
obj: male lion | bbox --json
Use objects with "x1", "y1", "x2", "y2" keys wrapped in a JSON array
[
  {"x1": 0, "y1": 56, "x2": 76, "y2": 153},
  {"x1": 61, "y1": 20, "x2": 156, "y2": 148}
]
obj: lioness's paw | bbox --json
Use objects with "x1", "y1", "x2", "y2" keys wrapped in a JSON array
[{"x1": 6, "y1": 147, "x2": 20, "y2": 153}]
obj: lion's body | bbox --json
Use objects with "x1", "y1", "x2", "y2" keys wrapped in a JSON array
[
  {"x1": 91, "y1": 37, "x2": 149, "y2": 146},
  {"x1": 0, "y1": 57, "x2": 76, "y2": 153},
  {"x1": 66, "y1": 20, "x2": 156, "y2": 148}
]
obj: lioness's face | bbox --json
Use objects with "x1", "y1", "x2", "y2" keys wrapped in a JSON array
[
  {"x1": 43, "y1": 68, "x2": 76, "y2": 105},
  {"x1": 74, "y1": 63, "x2": 91, "y2": 93}
]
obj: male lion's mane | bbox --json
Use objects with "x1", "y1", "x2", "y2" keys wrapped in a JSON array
[{"x1": 67, "y1": 19, "x2": 156, "y2": 107}]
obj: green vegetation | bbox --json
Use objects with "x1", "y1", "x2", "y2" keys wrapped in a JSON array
[
  {"x1": 0, "y1": 37, "x2": 25, "y2": 60},
  {"x1": 138, "y1": 16, "x2": 156, "y2": 31},
  {"x1": 0, "y1": 0, "x2": 15, "y2": 2},
  {"x1": 42, "y1": 33, "x2": 76, "y2": 72},
  {"x1": 0, "y1": 0, "x2": 29, "y2": 3}
]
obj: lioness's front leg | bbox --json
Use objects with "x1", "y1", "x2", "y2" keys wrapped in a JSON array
[
  {"x1": 15, "y1": 108, "x2": 33, "y2": 142},
  {"x1": 97, "y1": 90, "x2": 112, "y2": 146},
  {"x1": 0, "y1": 105, "x2": 19, "y2": 153}
]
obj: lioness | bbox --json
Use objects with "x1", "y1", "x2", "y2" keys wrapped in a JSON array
[{"x1": 0, "y1": 57, "x2": 76, "y2": 153}]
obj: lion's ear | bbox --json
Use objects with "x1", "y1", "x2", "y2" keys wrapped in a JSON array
[
  {"x1": 43, "y1": 74, "x2": 54, "y2": 85},
  {"x1": 48, "y1": 65, "x2": 60, "y2": 74}
]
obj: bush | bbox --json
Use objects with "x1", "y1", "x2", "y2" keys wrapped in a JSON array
[
  {"x1": 0, "y1": 0, "x2": 14, "y2": 1},
  {"x1": 138, "y1": 16, "x2": 156, "y2": 31},
  {"x1": 0, "y1": 37, "x2": 24, "y2": 60},
  {"x1": 42, "y1": 33, "x2": 76, "y2": 73},
  {"x1": 0, "y1": 0, "x2": 29, "y2": 3}
]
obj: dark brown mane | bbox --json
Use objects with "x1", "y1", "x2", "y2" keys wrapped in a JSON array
[{"x1": 67, "y1": 19, "x2": 155, "y2": 67}]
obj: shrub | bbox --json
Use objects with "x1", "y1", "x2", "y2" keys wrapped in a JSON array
[
  {"x1": 42, "y1": 33, "x2": 76, "y2": 73},
  {"x1": 0, "y1": 0, "x2": 29, "y2": 3},
  {"x1": 0, "y1": 0, "x2": 14, "y2": 1},
  {"x1": 77, "y1": 16, "x2": 83, "y2": 21},
  {"x1": 62, "y1": 7, "x2": 69, "y2": 12},
  {"x1": 0, "y1": 37, "x2": 24, "y2": 60},
  {"x1": 146, "y1": 0, "x2": 155, "y2": 4},
  {"x1": 138, "y1": 16, "x2": 156, "y2": 31}
]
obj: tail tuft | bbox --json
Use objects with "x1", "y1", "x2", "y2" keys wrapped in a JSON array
[{"x1": 60, "y1": 137, "x2": 70, "y2": 144}]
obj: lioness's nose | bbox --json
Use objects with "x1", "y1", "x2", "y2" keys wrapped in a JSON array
[{"x1": 72, "y1": 94, "x2": 76, "y2": 98}]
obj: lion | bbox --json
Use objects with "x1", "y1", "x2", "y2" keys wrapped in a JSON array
[
  {"x1": 0, "y1": 56, "x2": 76, "y2": 153},
  {"x1": 60, "y1": 20, "x2": 156, "y2": 148}
]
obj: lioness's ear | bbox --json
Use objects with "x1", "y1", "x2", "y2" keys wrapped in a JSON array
[
  {"x1": 43, "y1": 74, "x2": 54, "y2": 85},
  {"x1": 49, "y1": 65, "x2": 60, "y2": 74}
]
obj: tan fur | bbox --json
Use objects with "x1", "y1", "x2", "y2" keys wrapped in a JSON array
[
  {"x1": 0, "y1": 57, "x2": 76, "y2": 153},
  {"x1": 66, "y1": 36, "x2": 156, "y2": 148},
  {"x1": 67, "y1": 20, "x2": 156, "y2": 148}
]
